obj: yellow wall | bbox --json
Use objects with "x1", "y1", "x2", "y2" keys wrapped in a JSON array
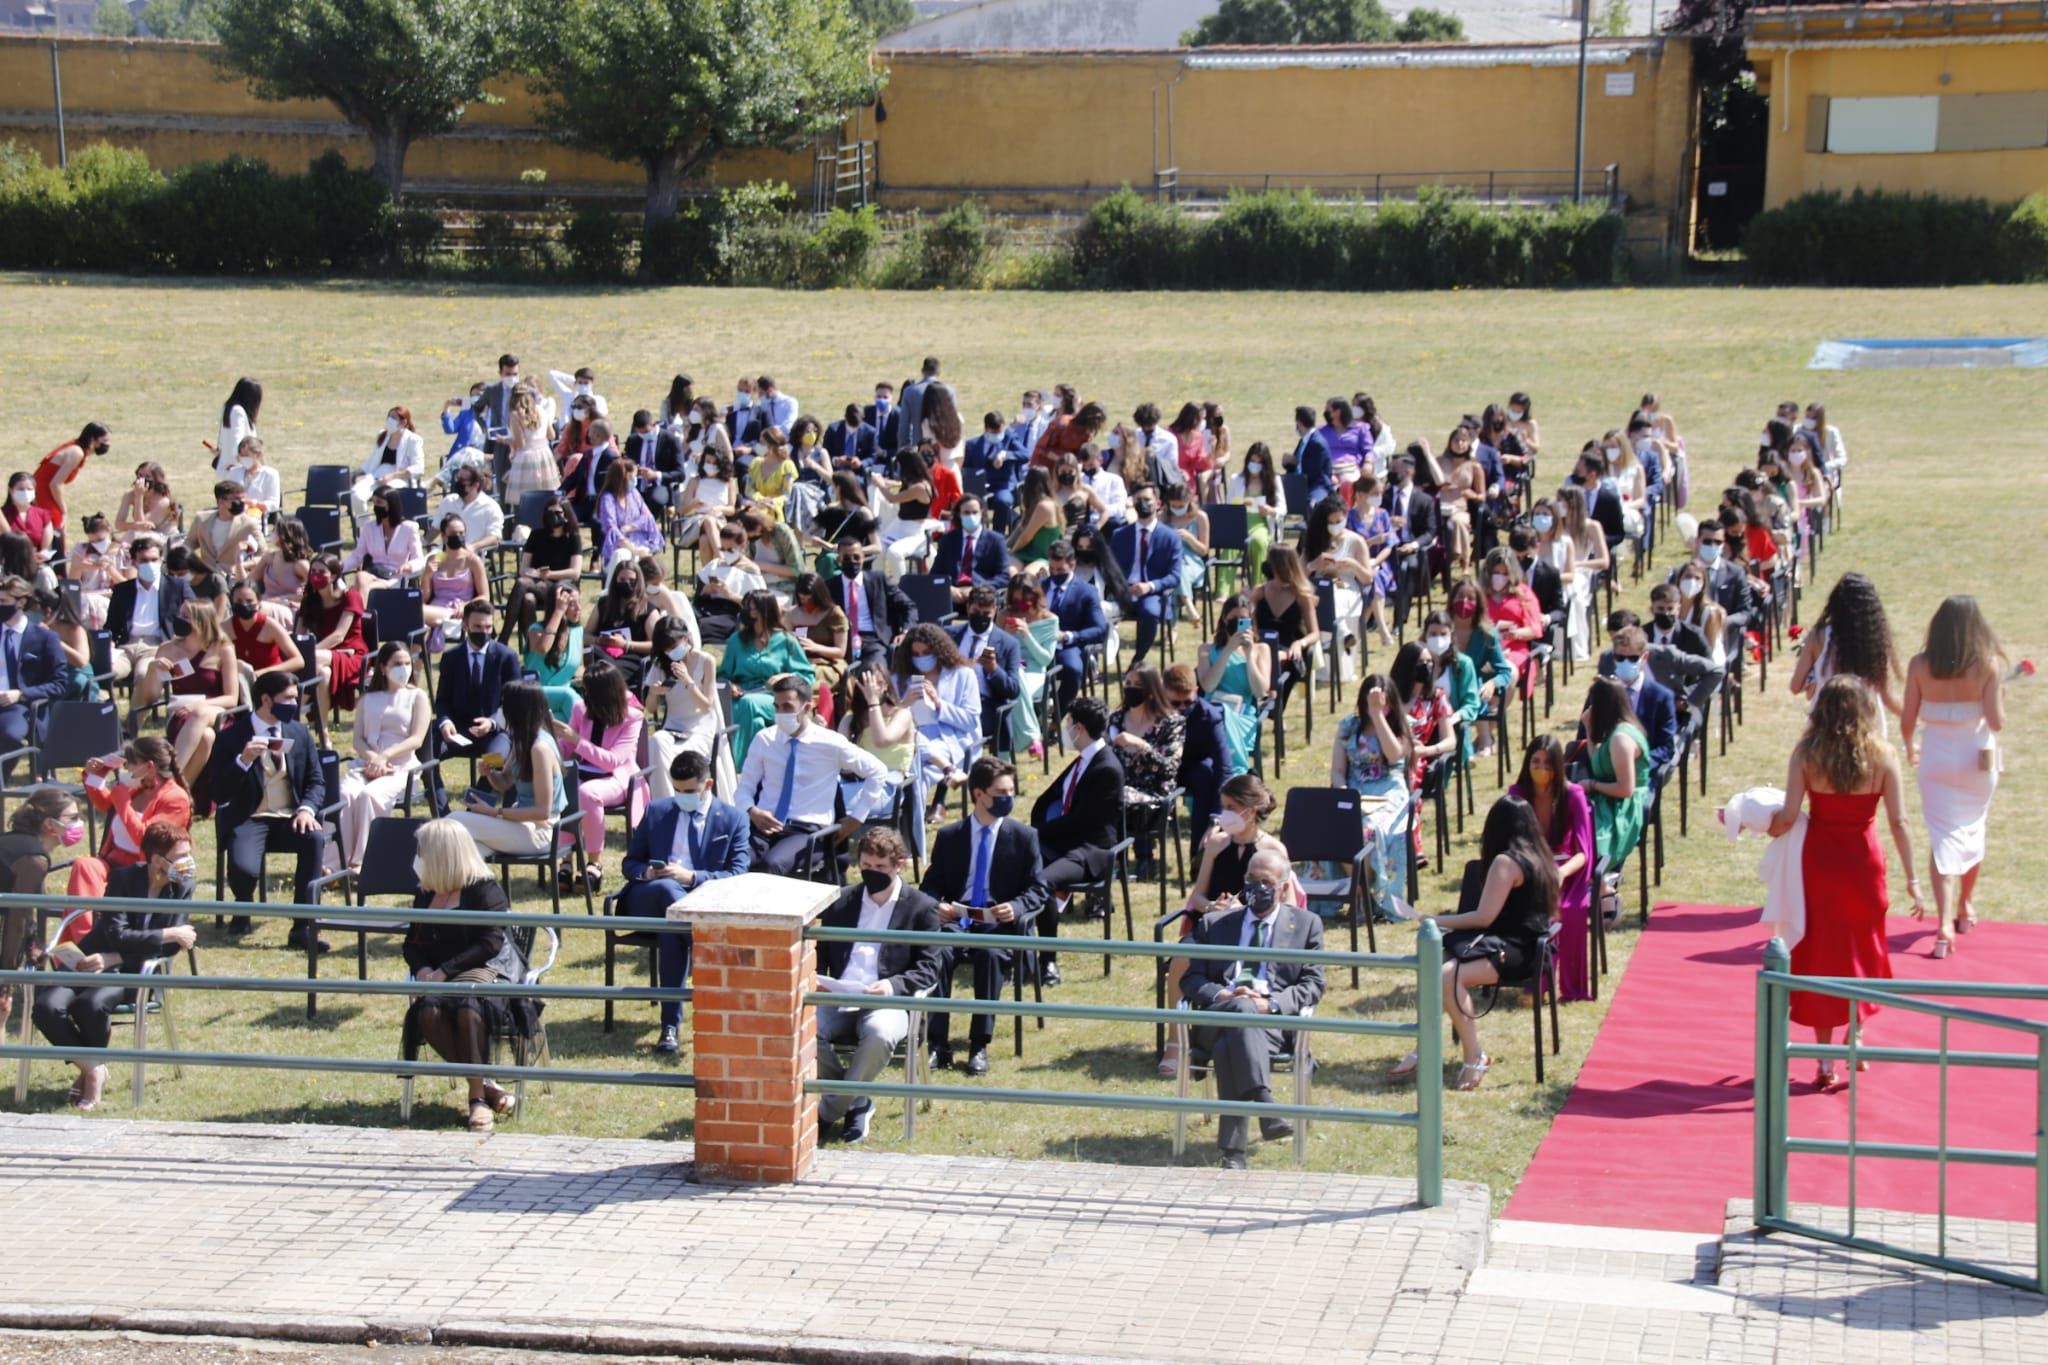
[
  {"x1": 1751, "y1": 39, "x2": 2048, "y2": 207},
  {"x1": 0, "y1": 34, "x2": 1694, "y2": 238}
]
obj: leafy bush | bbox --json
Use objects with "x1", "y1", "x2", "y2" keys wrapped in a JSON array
[
  {"x1": 563, "y1": 204, "x2": 632, "y2": 281},
  {"x1": 1998, "y1": 194, "x2": 2048, "y2": 284},
  {"x1": 641, "y1": 180, "x2": 798, "y2": 284},
  {"x1": 878, "y1": 200, "x2": 1001, "y2": 289},
  {"x1": 726, "y1": 205, "x2": 880, "y2": 289},
  {"x1": 806, "y1": 205, "x2": 881, "y2": 286},
  {"x1": 1068, "y1": 186, "x2": 1196, "y2": 289},
  {"x1": 292, "y1": 151, "x2": 394, "y2": 271},
  {"x1": 1741, "y1": 189, "x2": 2030, "y2": 285}
]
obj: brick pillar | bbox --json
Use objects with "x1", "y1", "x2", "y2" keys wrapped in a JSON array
[{"x1": 668, "y1": 872, "x2": 837, "y2": 1184}]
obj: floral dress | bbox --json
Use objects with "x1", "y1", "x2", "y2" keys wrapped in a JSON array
[
  {"x1": 1109, "y1": 706, "x2": 1186, "y2": 826},
  {"x1": 1335, "y1": 712, "x2": 1415, "y2": 918}
]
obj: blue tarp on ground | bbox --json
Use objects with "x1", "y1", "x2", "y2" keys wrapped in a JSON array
[{"x1": 1809, "y1": 337, "x2": 2048, "y2": 369}]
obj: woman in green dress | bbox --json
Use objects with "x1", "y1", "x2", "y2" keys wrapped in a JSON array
[
  {"x1": 1195, "y1": 593, "x2": 1271, "y2": 776},
  {"x1": 522, "y1": 581, "x2": 584, "y2": 722},
  {"x1": 1006, "y1": 468, "x2": 1062, "y2": 573},
  {"x1": 1582, "y1": 675, "x2": 1649, "y2": 922},
  {"x1": 716, "y1": 589, "x2": 816, "y2": 770},
  {"x1": 1446, "y1": 579, "x2": 1514, "y2": 759},
  {"x1": 1000, "y1": 573, "x2": 1059, "y2": 757}
]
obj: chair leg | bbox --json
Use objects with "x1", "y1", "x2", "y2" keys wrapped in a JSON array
[
  {"x1": 603, "y1": 937, "x2": 617, "y2": 1034},
  {"x1": 160, "y1": 992, "x2": 182, "y2": 1079},
  {"x1": 131, "y1": 999, "x2": 148, "y2": 1107},
  {"x1": 1531, "y1": 971, "x2": 1544, "y2": 1085},
  {"x1": 1171, "y1": 1018, "x2": 1191, "y2": 1159},
  {"x1": 1293, "y1": 1038, "x2": 1311, "y2": 1165}
]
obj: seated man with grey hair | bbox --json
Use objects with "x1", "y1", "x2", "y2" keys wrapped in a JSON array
[{"x1": 1180, "y1": 847, "x2": 1325, "y2": 1169}]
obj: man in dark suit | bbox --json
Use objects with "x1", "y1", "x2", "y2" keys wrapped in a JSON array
[
  {"x1": 211, "y1": 672, "x2": 328, "y2": 946},
  {"x1": 1042, "y1": 540, "x2": 1107, "y2": 716},
  {"x1": 919, "y1": 757, "x2": 1046, "y2": 1074},
  {"x1": 618, "y1": 751, "x2": 751, "y2": 1056},
  {"x1": 946, "y1": 586, "x2": 1021, "y2": 751},
  {"x1": 1028, "y1": 697, "x2": 1125, "y2": 987},
  {"x1": 898, "y1": 356, "x2": 951, "y2": 446},
  {"x1": 0, "y1": 574, "x2": 68, "y2": 779},
  {"x1": 104, "y1": 536, "x2": 190, "y2": 682},
  {"x1": 724, "y1": 375, "x2": 763, "y2": 450},
  {"x1": 1643, "y1": 585, "x2": 1724, "y2": 715},
  {"x1": 931, "y1": 496, "x2": 1012, "y2": 605},
  {"x1": 1109, "y1": 483, "x2": 1181, "y2": 669},
  {"x1": 1510, "y1": 525, "x2": 1564, "y2": 619},
  {"x1": 864, "y1": 382, "x2": 906, "y2": 454},
  {"x1": 1181, "y1": 848, "x2": 1325, "y2": 1169},
  {"x1": 1598, "y1": 624, "x2": 1681, "y2": 771},
  {"x1": 1292, "y1": 406, "x2": 1333, "y2": 506},
  {"x1": 435, "y1": 599, "x2": 521, "y2": 760},
  {"x1": 1164, "y1": 663, "x2": 1231, "y2": 866},
  {"x1": 831, "y1": 537, "x2": 917, "y2": 669},
  {"x1": 814, "y1": 826, "x2": 945, "y2": 1144},
  {"x1": 825, "y1": 403, "x2": 877, "y2": 470},
  {"x1": 469, "y1": 354, "x2": 521, "y2": 492},
  {"x1": 1381, "y1": 454, "x2": 1439, "y2": 635},
  {"x1": 965, "y1": 412, "x2": 1022, "y2": 531},
  {"x1": 1671, "y1": 518, "x2": 1754, "y2": 676}
]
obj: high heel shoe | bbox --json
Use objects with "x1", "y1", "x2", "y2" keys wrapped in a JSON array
[
  {"x1": 1931, "y1": 935, "x2": 1954, "y2": 960},
  {"x1": 1955, "y1": 909, "x2": 1976, "y2": 935}
]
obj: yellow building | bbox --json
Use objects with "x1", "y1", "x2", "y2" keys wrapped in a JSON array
[{"x1": 1748, "y1": 0, "x2": 2048, "y2": 209}]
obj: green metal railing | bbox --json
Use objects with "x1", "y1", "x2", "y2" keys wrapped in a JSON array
[
  {"x1": 0, "y1": 893, "x2": 696, "y2": 1106},
  {"x1": 803, "y1": 919, "x2": 1445, "y2": 1207},
  {"x1": 1755, "y1": 936, "x2": 2048, "y2": 1293}
]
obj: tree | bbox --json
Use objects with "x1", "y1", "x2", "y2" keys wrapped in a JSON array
[
  {"x1": 138, "y1": 0, "x2": 217, "y2": 39},
  {"x1": 1593, "y1": 0, "x2": 1633, "y2": 37},
  {"x1": 849, "y1": 0, "x2": 917, "y2": 36},
  {"x1": 94, "y1": 0, "x2": 135, "y2": 35},
  {"x1": 210, "y1": 0, "x2": 505, "y2": 197},
  {"x1": 1393, "y1": 7, "x2": 1465, "y2": 40},
  {"x1": 522, "y1": 0, "x2": 884, "y2": 226},
  {"x1": 1184, "y1": 0, "x2": 1298, "y2": 45}
]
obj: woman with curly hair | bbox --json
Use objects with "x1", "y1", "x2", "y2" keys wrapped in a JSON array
[
  {"x1": 1769, "y1": 677, "x2": 1924, "y2": 1082},
  {"x1": 1791, "y1": 571, "x2": 1901, "y2": 719}
]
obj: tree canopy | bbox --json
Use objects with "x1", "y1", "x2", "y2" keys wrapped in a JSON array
[
  {"x1": 849, "y1": 0, "x2": 919, "y2": 36},
  {"x1": 210, "y1": 0, "x2": 505, "y2": 195},
  {"x1": 521, "y1": 0, "x2": 884, "y2": 225},
  {"x1": 1185, "y1": 0, "x2": 1466, "y2": 45}
]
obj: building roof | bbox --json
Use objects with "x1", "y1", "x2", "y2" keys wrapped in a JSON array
[{"x1": 1747, "y1": 0, "x2": 2048, "y2": 40}]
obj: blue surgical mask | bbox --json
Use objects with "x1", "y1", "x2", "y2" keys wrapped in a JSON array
[
  {"x1": 271, "y1": 701, "x2": 301, "y2": 724},
  {"x1": 1698, "y1": 543, "x2": 1723, "y2": 564},
  {"x1": 987, "y1": 793, "x2": 1015, "y2": 819},
  {"x1": 1613, "y1": 658, "x2": 1643, "y2": 684},
  {"x1": 911, "y1": 654, "x2": 938, "y2": 673},
  {"x1": 673, "y1": 790, "x2": 704, "y2": 814},
  {"x1": 665, "y1": 643, "x2": 689, "y2": 661},
  {"x1": 1531, "y1": 514, "x2": 1553, "y2": 533},
  {"x1": 136, "y1": 562, "x2": 161, "y2": 587},
  {"x1": 959, "y1": 514, "x2": 981, "y2": 534}
]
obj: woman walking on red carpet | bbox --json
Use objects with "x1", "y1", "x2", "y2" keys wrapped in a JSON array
[{"x1": 1768, "y1": 676, "x2": 1925, "y2": 1089}]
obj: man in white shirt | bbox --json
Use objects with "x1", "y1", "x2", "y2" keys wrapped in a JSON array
[
  {"x1": 755, "y1": 375, "x2": 798, "y2": 434},
  {"x1": 735, "y1": 676, "x2": 890, "y2": 875},
  {"x1": 1004, "y1": 389, "x2": 1053, "y2": 458},
  {"x1": 1081, "y1": 446, "x2": 1129, "y2": 528},
  {"x1": 437, "y1": 467, "x2": 505, "y2": 553},
  {"x1": 549, "y1": 365, "x2": 608, "y2": 420},
  {"x1": 813, "y1": 826, "x2": 944, "y2": 1143}
]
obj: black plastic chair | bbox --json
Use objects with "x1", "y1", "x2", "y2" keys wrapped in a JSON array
[
  {"x1": 1278, "y1": 786, "x2": 1377, "y2": 983},
  {"x1": 0, "y1": 699, "x2": 122, "y2": 849},
  {"x1": 1454, "y1": 858, "x2": 1560, "y2": 1084},
  {"x1": 897, "y1": 574, "x2": 956, "y2": 630},
  {"x1": 303, "y1": 815, "x2": 424, "y2": 1018},
  {"x1": 293, "y1": 504, "x2": 346, "y2": 555}
]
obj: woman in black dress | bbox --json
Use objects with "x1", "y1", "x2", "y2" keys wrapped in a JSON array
[
  {"x1": 1252, "y1": 546, "x2": 1321, "y2": 711},
  {"x1": 1163, "y1": 774, "x2": 1288, "y2": 1077},
  {"x1": 403, "y1": 817, "x2": 536, "y2": 1132},
  {"x1": 1393, "y1": 793, "x2": 1558, "y2": 1092},
  {"x1": 505, "y1": 494, "x2": 585, "y2": 643}
]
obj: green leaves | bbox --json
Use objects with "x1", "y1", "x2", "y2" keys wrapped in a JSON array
[{"x1": 1185, "y1": 0, "x2": 1462, "y2": 45}]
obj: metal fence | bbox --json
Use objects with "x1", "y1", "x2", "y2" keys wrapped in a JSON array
[
  {"x1": 1754, "y1": 937, "x2": 2048, "y2": 1293},
  {"x1": 0, "y1": 894, "x2": 695, "y2": 1107},
  {"x1": 805, "y1": 919, "x2": 1446, "y2": 1206},
  {"x1": 1154, "y1": 164, "x2": 1623, "y2": 211}
]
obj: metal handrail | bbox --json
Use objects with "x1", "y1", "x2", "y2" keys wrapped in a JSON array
[
  {"x1": 804, "y1": 919, "x2": 1446, "y2": 1205},
  {"x1": 1754, "y1": 936, "x2": 2048, "y2": 1294}
]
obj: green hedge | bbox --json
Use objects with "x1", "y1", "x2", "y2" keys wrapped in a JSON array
[
  {"x1": 1065, "y1": 186, "x2": 1624, "y2": 290},
  {"x1": 0, "y1": 142, "x2": 398, "y2": 274},
  {"x1": 1742, "y1": 189, "x2": 2048, "y2": 285}
]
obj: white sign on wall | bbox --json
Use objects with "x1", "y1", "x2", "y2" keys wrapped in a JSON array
[{"x1": 1604, "y1": 72, "x2": 1636, "y2": 97}]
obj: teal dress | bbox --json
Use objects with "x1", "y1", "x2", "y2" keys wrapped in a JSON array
[
  {"x1": 1436, "y1": 650, "x2": 1483, "y2": 761},
  {"x1": 1460, "y1": 626, "x2": 1514, "y2": 699},
  {"x1": 1011, "y1": 615, "x2": 1057, "y2": 751},
  {"x1": 1591, "y1": 721, "x2": 1651, "y2": 869},
  {"x1": 524, "y1": 623, "x2": 583, "y2": 722},
  {"x1": 517, "y1": 733, "x2": 569, "y2": 822},
  {"x1": 1201, "y1": 643, "x2": 1260, "y2": 776},
  {"x1": 717, "y1": 630, "x2": 817, "y2": 770}
]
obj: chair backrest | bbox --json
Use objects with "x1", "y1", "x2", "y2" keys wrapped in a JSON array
[
  {"x1": 1314, "y1": 579, "x2": 1339, "y2": 635},
  {"x1": 1281, "y1": 474, "x2": 1309, "y2": 522},
  {"x1": 366, "y1": 586, "x2": 425, "y2": 637},
  {"x1": 515, "y1": 490, "x2": 556, "y2": 536},
  {"x1": 1456, "y1": 858, "x2": 1488, "y2": 915},
  {"x1": 899, "y1": 574, "x2": 954, "y2": 628},
  {"x1": 319, "y1": 749, "x2": 342, "y2": 806},
  {"x1": 1203, "y1": 502, "x2": 1249, "y2": 553},
  {"x1": 394, "y1": 487, "x2": 429, "y2": 523},
  {"x1": 38, "y1": 700, "x2": 122, "y2": 773},
  {"x1": 355, "y1": 816, "x2": 426, "y2": 898},
  {"x1": 962, "y1": 467, "x2": 991, "y2": 498},
  {"x1": 304, "y1": 465, "x2": 352, "y2": 509},
  {"x1": 88, "y1": 629, "x2": 114, "y2": 682},
  {"x1": 294, "y1": 505, "x2": 343, "y2": 551},
  {"x1": 1276, "y1": 786, "x2": 1366, "y2": 865},
  {"x1": 292, "y1": 632, "x2": 322, "y2": 688}
]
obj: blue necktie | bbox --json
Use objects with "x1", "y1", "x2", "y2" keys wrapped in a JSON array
[
  {"x1": 3, "y1": 628, "x2": 17, "y2": 693},
  {"x1": 772, "y1": 737, "x2": 799, "y2": 823},
  {"x1": 687, "y1": 812, "x2": 705, "y2": 866},
  {"x1": 969, "y1": 823, "x2": 992, "y2": 908}
]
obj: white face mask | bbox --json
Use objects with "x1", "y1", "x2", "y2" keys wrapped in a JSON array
[
  {"x1": 1509, "y1": 407, "x2": 1525, "y2": 421},
  {"x1": 1351, "y1": 404, "x2": 1366, "y2": 421},
  {"x1": 1788, "y1": 449, "x2": 1807, "y2": 466},
  {"x1": 774, "y1": 710, "x2": 804, "y2": 737},
  {"x1": 1425, "y1": 633, "x2": 1453, "y2": 656},
  {"x1": 735, "y1": 392, "x2": 753, "y2": 408},
  {"x1": 90, "y1": 536, "x2": 110, "y2": 551},
  {"x1": 1799, "y1": 418, "x2": 1815, "y2": 431},
  {"x1": 385, "y1": 416, "x2": 401, "y2": 433},
  {"x1": 1215, "y1": 808, "x2": 1247, "y2": 836},
  {"x1": 9, "y1": 488, "x2": 28, "y2": 506},
  {"x1": 720, "y1": 547, "x2": 740, "y2": 565},
  {"x1": 575, "y1": 383, "x2": 593, "y2": 397},
  {"x1": 1020, "y1": 406, "x2": 1037, "y2": 422},
  {"x1": 1680, "y1": 576, "x2": 1703, "y2": 597},
  {"x1": 387, "y1": 663, "x2": 412, "y2": 686},
  {"x1": 1489, "y1": 574, "x2": 1509, "y2": 593}
]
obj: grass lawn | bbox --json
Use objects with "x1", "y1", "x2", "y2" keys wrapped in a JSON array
[{"x1": 2, "y1": 275, "x2": 2044, "y2": 1207}]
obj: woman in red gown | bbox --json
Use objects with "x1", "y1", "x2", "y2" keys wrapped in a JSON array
[{"x1": 1769, "y1": 676, "x2": 1925, "y2": 1089}]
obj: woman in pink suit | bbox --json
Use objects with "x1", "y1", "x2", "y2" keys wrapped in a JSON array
[{"x1": 550, "y1": 656, "x2": 647, "y2": 894}]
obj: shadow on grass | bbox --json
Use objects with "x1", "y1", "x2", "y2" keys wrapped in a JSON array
[{"x1": 252, "y1": 1002, "x2": 365, "y2": 1029}]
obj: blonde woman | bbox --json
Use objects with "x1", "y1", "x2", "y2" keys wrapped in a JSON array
[
  {"x1": 502, "y1": 384, "x2": 559, "y2": 507},
  {"x1": 744, "y1": 428, "x2": 798, "y2": 525},
  {"x1": 141, "y1": 599, "x2": 240, "y2": 787},
  {"x1": 1901, "y1": 596, "x2": 2004, "y2": 954}
]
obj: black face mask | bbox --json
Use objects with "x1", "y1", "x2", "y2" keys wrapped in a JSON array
[
  {"x1": 0, "y1": 603, "x2": 16, "y2": 623},
  {"x1": 445, "y1": 536, "x2": 466, "y2": 551},
  {"x1": 859, "y1": 867, "x2": 894, "y2": 899},
  {"x1": 171, "y1": 617, "x2": 193, "y2": 638},
  {"x1": 966, "y1": 613, "x2": 994, "y2": 634},
  {"x1": 229, "y1": 499, "x2": 246, "y2": 517},
  {"x1": 466, "y1": 629, "x2": 491, "y2": 650},
  {"x1": 231, "y1": 600, "x2": 258, "y2": 620},
  {"x1": 1243, "y1": 881, "x2": 1278, "y2": 915},
  {"x1": 987, "y1": 793, "x2": 1015, "y2": 820},
  {"x1": 1121, "y1": 686, "x2": 1149, "y2": 710},
  {"x1": 1652, "y1": 611, "x2": 1677, "y2": 631}
]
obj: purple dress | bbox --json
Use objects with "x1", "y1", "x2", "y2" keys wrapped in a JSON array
[{"x1": 1510, "y1": 778, "x2": 1596, "y2": 1001}]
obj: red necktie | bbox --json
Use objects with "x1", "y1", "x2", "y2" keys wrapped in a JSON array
[
  {"x1": 957, "y1": 532, "x2": 974, "y2": 584},
  {"x1": 1062, "y1": 754, "x2": 1084, "y2": 813},
  {"x1": 1136, "y1": 527, "x2": 1150, "y2": 580}
]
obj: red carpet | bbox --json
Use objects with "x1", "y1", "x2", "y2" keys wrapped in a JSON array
[{"x1": 1505, "y1": 902, "x2": 2048, "y2": 1233}]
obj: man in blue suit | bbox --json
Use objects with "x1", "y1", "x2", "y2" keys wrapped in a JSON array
[
  {"x1": 1600, "y1": 625, "x2": 1680, "y2": 770},
  {"x1": 825, "y1": 402, "x2": 876, "y2": 471},
  {"x1": 619, "y1": 750, "x2": 752, "y2": 1056},
  {"x1": 864, "y1": 382, "x2": 907, "y2": 454},
  {"x1": 1164, "y1": 664, "x2": 1232, "y2": 866},
  {"x1": 931, "y1": 496, "x2": 1011, "y2": 606},
  {"x1": 1042, "y1": 540, "x2": 1106, "y2": 716},
  {"x1": 434, "y1": 599, "x2": 522, "y2": 760},
  {"x1": 964, "y1": 413, "x2": 1021, "y2": 531},
  {"x1": 1108, "y1": 483, "x2": 1181, "y2": 669},
  {"x1": 1292, "y1": 405, "x2": 1334, "y2": 506},
  {"x1": 947, "y1": 586, "x2": 1022, "y2": 751},
  {"x1": 0, "y1": 574, "x2": 67, "y2": 779}
]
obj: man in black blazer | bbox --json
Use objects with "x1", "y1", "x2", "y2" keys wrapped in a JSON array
[
  {"x1": 864, "y1": 382, "x2": 906, "y2": 454},
  {"x1": 1028, "y1": 697, "x2": 1125, "y2": 987},
  {"x1": 210, "y1": 672, "x2": 328, "y2": 946},
  {"x1": 1510, "y1": 526, "x2": 1564, "y2": 619},
  {"x1": 1384, "y1": 454, "x2": 1439, "y2": 634},
  {"x1": 814, "y1": 827, "x2": 945, "y2": 1144},
  {"x1": 469, "y1": 354, "x2": 521, "y2": 491},
  {"x1": 965, "y1": 412, "x2": 1022, "y2": 530},
  {"x1": 946, "y1": 586, "x2": 1021, "y2": 751},
  {"x1": 919, "y1": 757, "x2": 1046, "y2": 1074},
  {"x1": 1641, "y1": 586, "x2": 1725, "y2": 716},
  {"x1": 930, "y1": 496, "x2": 1012, "y2": 604},
  {"x1": 831, "y1": 537, "x2": 917, "y2": 669},
  {"x1": 1292, "y1": 406, "x2": 1334, "y2": 506},
  {"x1": 1164, "y1": 664, "x2": 1231, "y2": 866},
  {"x1": 825, "y1": 403, "x2": 878, "y2": 470},
  {"x1": 0, "y1": 574, "x2": 68, "y2": 778},
  {"x1": 104, "y1": 536, "x2": 190, "y2": 681},
  {"x1": 1670, "y1": 519, "x2": 1754, "y2": 676},
  {"x1": 435, "y1": 599, "x2": 521, "y2": 759},
  {"x1": 1181, "y1": 849, "x2": 1326, "y2": 1168},
  {"x1": 1043, "y1": 540, "x2": 1108, "y2": 715}
]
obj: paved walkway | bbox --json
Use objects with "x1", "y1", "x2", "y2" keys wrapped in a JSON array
[{"x1": 0, "y1": 1115, "x2": 2042, "y2": 1362}]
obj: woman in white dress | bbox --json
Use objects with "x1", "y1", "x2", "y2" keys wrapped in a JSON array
[
  {"x1": 215, "y1": 378, "x2": 260, "y2": 482},
  {"x1": 337, "y1": 641, "x2": 428, "y2": 872},
  {"x1": 920, "y1": 385, "x2": 967, "y2": 475},
  {"x1": 1302, "y1": 494, "x2": 1371, "y2": 684},
  {"x1": 644, "y1": 617, "x2": 731, "y2": 801},
  {"x1": 1902, "y1": 596, "x2": 2004, "y2": 957},
  {"x1": 1555, "y1": 486, "x2": 1606, "y2": 660},
  {"x1": 1528, "y1": 497, "x2": 1585, "y2": 661},
  {"x1": 352, "y1": 406, "x2": 425, "y2": 521}
]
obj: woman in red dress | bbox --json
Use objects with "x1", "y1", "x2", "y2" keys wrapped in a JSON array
[
  {"x1": 1768, "y1": 676, "x2": 1925, "y2": 1089},
  {"x1": 296, "y1": 554, "x2": 369, "y2": 719}
]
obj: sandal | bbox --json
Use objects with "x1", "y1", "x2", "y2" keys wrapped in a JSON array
[
  {"x1": 481, "y1": 1082, "x2": 517, "y2": 1116},
  {"x1": 73, "y1": 1065, "x2": 106, "y2": 1112},
  {"x1": 1813, "y1": 1065, "x2": 1839, "y2": 1091},
  {"x1": 467, "y1": 1098, "x2": 495, "y2": 1132},
  {"x1": 1388, "y1": 1050, "x2": 1421, "y2": 1080},
  {"x1": 1454, "y1": 1055, "x2": 1491, "y2": 1092},
  {"x1": 1157, "y1": 1043, "x2": 1182, "y2": 1080}
]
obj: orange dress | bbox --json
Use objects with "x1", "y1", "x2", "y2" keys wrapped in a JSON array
[{"x1": 1789, "y1": 789, "x2": 1892, "y2": 1029}]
